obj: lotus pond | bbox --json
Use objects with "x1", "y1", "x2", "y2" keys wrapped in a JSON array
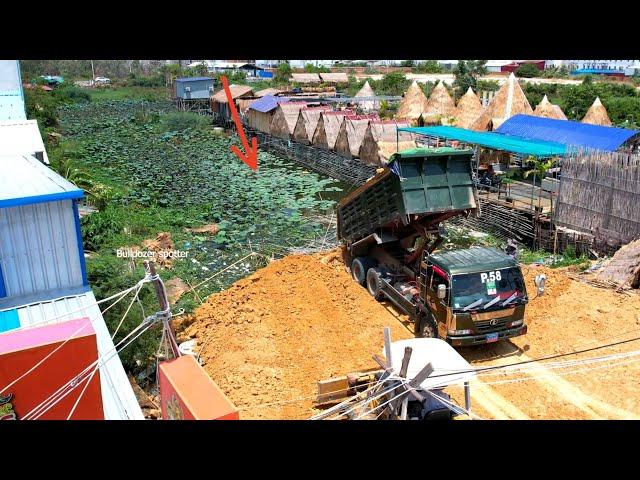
[{"x1": 57, "y1": 99, "x2": 348, "y2": 366}]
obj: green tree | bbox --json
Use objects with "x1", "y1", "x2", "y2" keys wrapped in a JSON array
[
  {"x1": 452, "y1": 60, "x2": 487, "y2": 98},
  {"x1": 412, "y1": 60, "x2": 443, "y2": 73},
  {"x1": 372, "y1": 72, "x2": 410, "y2": 96},
  {"x1": 515, "y1": 63, "x2": 541, "y2": 78},
  {"x1": 400, "y1": 60, "x2": 414, "y2": 67},
  {"x1": 523, "y1": 157, "x2": 554, "y2": 188},
  {"x1": 274, "y1": 62, "x2": 292, "y2": 85}
]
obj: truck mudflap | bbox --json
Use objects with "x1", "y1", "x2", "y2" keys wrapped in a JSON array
[{"x1": 446, "y1": 325, "x2": 527, "y2": 347}]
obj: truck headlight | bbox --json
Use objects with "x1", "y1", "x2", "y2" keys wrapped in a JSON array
[
  {"x1": 448, "y1": 329, "x2": 472, "y2": 336},
  {"x1": 509, "y1": 320, "x2": 524, "y2": 327}
]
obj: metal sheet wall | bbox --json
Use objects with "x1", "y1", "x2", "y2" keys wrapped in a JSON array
[{"x1": 0, "y1": 199, "x2": 83, "y2": 299}]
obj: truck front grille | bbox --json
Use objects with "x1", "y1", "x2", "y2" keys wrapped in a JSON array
[{"x1": 474, "y1": 317, "x2": 512, "y2": 333}]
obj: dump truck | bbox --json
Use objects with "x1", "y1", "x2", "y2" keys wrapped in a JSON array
[{"x1": 337, "y1": 147, "x2": 530, "y2": 346}]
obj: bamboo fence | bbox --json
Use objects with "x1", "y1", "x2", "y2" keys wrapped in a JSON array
[{"x1": 555, "y1": 148, "x2": 640, "y2": 246}]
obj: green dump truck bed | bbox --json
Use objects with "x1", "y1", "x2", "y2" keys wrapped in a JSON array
[{"x1": 337, "y1": 147, "x2": 477, "y2": 244}]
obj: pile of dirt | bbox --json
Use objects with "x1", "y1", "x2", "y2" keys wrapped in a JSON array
[
  {"x1": 185, "y1": 224, "x2": 220, "y2": 236},
  {"x1": 183, "y1": 250, "x2": 640, "y2": 420},
  {"x1": 141, "y1": 232, "x2": 175, "y2": 268},
  {"x1": 183, "y1": 249, "x2": 413, "y2": 419}
]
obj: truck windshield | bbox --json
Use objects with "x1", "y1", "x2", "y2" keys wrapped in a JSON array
[{"x1": 451, "y1": 267, "x2": 526, "y2": 311}]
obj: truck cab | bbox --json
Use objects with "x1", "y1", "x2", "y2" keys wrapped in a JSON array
[
  {"x1": 421, "y1": 246, "x2": 528, "y2": 346},
  {"x1": 338, "y1": 147, "x2": 530, "y2": 347}
]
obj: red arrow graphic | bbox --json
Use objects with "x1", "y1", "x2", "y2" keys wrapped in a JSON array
[{"x1": 220, "y1": 75, "x2": 258, "y2": 170}]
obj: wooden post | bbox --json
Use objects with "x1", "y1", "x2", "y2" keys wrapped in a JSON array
[
  {"x1": 383, "y1": 327, "x2": 392, "y2": 368},
  {"x1": 144, "y1": 260, "x2": 180, "y2": 358},
  {"x1": 464, "y1": 381, "x2": 471, "y2": 415}
]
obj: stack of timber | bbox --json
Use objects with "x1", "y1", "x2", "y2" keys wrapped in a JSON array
[{"x1": 450, "y1": 194, "x2": 536, "y2": 245}]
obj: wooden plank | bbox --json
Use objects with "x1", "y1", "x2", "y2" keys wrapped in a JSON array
[
  {"x1": 383, "y1": 326, "x2": 392, "y2": 369},
  {"x1": 399, "y1": 346, "x2": 412, "y2": 378},
  {"x1": 409, "y1": 362, "x2": 435, "y2": 388},
  {"x1": 316, "y1": 376, "x2": 350, "y2": 405}
]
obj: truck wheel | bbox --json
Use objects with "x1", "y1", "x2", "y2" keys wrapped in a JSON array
[
  {"x1": 415, "y1": 313, "x2": 438, "y2": 338},
  {"x1": 366, "y1": 268, "x2": 384, "y2": 301},
  {"x1": 351, "y1": 257, "x2": 373, "y2": 286}
]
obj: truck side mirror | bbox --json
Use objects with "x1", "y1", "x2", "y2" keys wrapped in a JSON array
[{"x1": 437, "y1": 284, "x2": 447, "y2": 300}]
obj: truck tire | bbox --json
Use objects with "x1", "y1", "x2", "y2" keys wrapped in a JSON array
[
  {"x1": 351, "y1": 257, "x2": 374, "y2": 286},
  {"x1": 366, "y1": 268, "x2": 384, "y2": 301},
  {"x1": 415, "y1": 312, "x2": 438, "y2": 338}
]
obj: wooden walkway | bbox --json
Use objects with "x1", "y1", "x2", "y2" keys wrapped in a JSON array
[{"x1": 478, "y1": 180, "x2": 553, "y2": 214}]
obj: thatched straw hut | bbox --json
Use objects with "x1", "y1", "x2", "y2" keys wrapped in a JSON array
[
  {"x1": 292, "y1": 106, "x2": 332, "y2": 144},
  {"x1": 334, "y1": 114, "x2": 380, "y2": 158},
  {"x1": 211, "y1": 84, "x2": 254, "y2": 121},
  {"x1": 470, "y1": 73, "x2": 533, "y2": 131},
  {"x1": 358, "y1": 120, "x2": 416, "y2": 166},
  {"x1": 395, "y1": 81, "x2": 429, "y2": 125},
  {"x1": 533, "y1": 95, "x2": 567, "y2": 120},
  {"x1": 319, "y1": 72, "x2": 349, "y2": 84},
  {"x1": 245, "y1": 95, "x2": 289, "y2": 133},
  {"x1": 255, "y1": 87, "x2": 285, "y2": 98},
  {"x1": 291, "y1": 73, "x2": 321, "y2": 84},
  {"x1": 311, "y1": 110, "x2": 354, "y2": 150},
  {"x1": 582, "y1": 97, "x2": 612, "y2": 126},
  {"x1": 596, "y1": 239, "x2": 640, "y2": 289},
  {"x1": 422, "y1": 81, "x2": 455, "y2": 125},
  {"x1": 355, "y1": 81, "x2": 378, "y2": 112},
  {"x1": 269, "y1": 102, "x2": 308, "y2": 139},
  {"x1": 448, "y1": 87, "x2": 484, "y2": 129}
]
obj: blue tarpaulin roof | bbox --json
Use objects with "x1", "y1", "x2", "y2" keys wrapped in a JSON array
[
  {"x1": 248, "y1": 95, "x2": 289, "y2": 113},
  {"x1": 497, "y1": 114, "x2": 638, "y2": 152},
  {"x1": 399, "y1": 125, "x2": 567, "y2": 157},
  {"x1": 572, "y1": 69, "x2": 624, "y2": 75},
  {"x1": 175, "y1": 77, "x2": 212, "y2": 83}
]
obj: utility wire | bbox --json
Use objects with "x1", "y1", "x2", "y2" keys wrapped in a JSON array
[
  {"x1": 24, "y1": 320, "x2": 153, "y2": 420},
  {"x1": 0, "y1": 279, "x2": 150, "y2": 396}
]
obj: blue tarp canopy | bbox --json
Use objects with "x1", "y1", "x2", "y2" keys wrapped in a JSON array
[
  {"x1": 248, "y1": 95, "x2": 289, "y2": 113},
  {"x1": 571, "y1": 69, "x2": 624, "y2": 75},
  {"x1": 399, "y1": 125, "x2": 567, "y2": 157},
  {"x1": 496, "y1": 114, "x2": 638, "y2": 152}
]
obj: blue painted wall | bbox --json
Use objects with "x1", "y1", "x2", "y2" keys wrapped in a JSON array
[{"x1": 175, "y1": 79, "x2": 214, "y2": 99}]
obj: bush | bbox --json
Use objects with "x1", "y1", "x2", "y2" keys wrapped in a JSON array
[
  {"x1": 371, "y1": 72, "x2": 410, "y2": 96},
  {"x1": 604, "y1": 97, "x2": 640, "y2": 125},
  {"x1": 412, "y1": 60, "x2": 443, "y2": 74},
  {"x1": 158, "y1": 112, "x2": 209, "y2": 132},
  {"x1": 128, "y1": 74, "x2": 165, "y2": 87},
  {"x1": 515, "y1": 63, "x2": 541, "y2": 78},
  {"x1": 52, "y1": 85, "x2": 92, "y2": 104},
  {"x1": 25, "y1": 87, "x2": 60, "y2": 130}
]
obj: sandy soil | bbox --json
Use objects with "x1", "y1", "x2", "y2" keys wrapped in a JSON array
[{"x1": 183, "y1": 250, "x2": 640, "y2": 420}]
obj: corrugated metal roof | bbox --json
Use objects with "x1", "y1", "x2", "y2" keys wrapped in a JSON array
[
  {"x1": 0, "y1": 291, "x2": 144, "y2": 419},
  {"x1": 0, "y1": 120, "x2": 49, "y2": 164},
  {"x1": 399, "y1": 125, "x2": 567, "y2": 157},
  {"x1": 175, "y1": 77, "x2": 213, "y2": 83},
  {"x1": 0, "y1": 154, "x2": 83, "y2": 207},
  {"x1": 248, "y1": 95, "x2": 289, "y2": 113},
  {"x1": 496, "y1": 114, "x2": 638, "y2": 152}
]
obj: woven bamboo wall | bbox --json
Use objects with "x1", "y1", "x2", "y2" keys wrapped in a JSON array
[{"x1": 555, "y1": 149, "x2": 640, "y2": 245}]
